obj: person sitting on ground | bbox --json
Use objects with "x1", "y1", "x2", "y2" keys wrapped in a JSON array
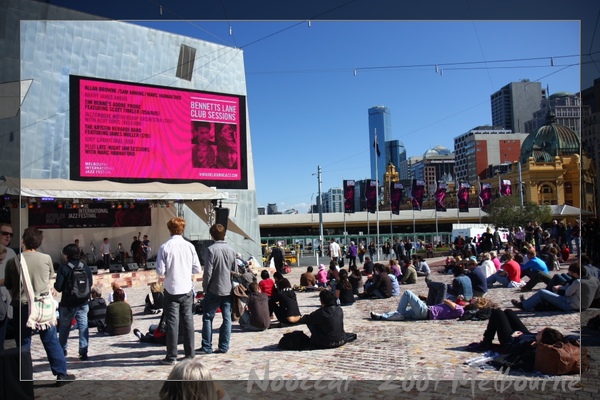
[
  {"x1": 159, "y1": 358, "x2": 228, "y2": 400},
  {"x1": 348, "y1": 264, "x2": 364, "y2": 295},
  {"x1": 512, "y1": 263, "x2": 586, "y2": 312},
  {"x1": 490, "y1": 251, "x2": 502, "y2": 271},
  {"x1": 335, "y1": 269, "x2": 355, "y2": 306},
  {"x1": 465, "y1": 308, "x2": 585, "y2": 375},
  {"x1": 388, "y1": 259, "x2": 402, "y2": 278},
  {"x1": 87, "y1": 285, "x2": 107, "y2": 329},
  {"x1": 560, "y1": 243, "x2": 571, "y2": 263},
  {"x1": 414, "y1": 255, "x2": 431, "y2": 277},
  {"x1": 519, "y1": 248, "x2": 549, "y2": 291},
  {"x1": 102, "y1": 288, "x2": 132, "y2": 336},
  {"x1": 299, "y1": 290, "x2": 348, "y2": 349},
  {"x1": 370, "y1": 289, "x2": 465, "y2": 321},
  {"x1": 232, "y1": 264, "x2": 256, "y2": 289},
  {"x1": 386, "y1": 265, "x2": 400, "y2": 296},
  {"x1": 443, "y1": 254, "x2": 461, "y2": 274},
  {"x1": 447, "y1": 264, "x2": 473, "y2": 301},
  {"x1": 486, "y1": 252, "x2": 524, "y2": 288},
  {"x1": 315, "y1": 264, "x2": 328, "y2": 287},
  {"x1": 299, "y1": 266, "x2": 317, "y2": 288},
  {"x1": 107, "y1": 282, "x2": 127, "y2": 303},
  {"x1": 582, "y1": 255, "x2": 600, "y2": 279},
  {"x1": 133, "y1": 311, "x2": 184, "y2": 346},
  {"x1": 144, "y1": 282, "x2": 165, "y2": 315},
  {"x1": 361, "y1": 256, "x2": 374, "y2": 276},
  {"x1": 360, "y1": 263, "x2": 392, "y2": 299},
  {"x1": 400, "y1": 258, "x2": 417, "y2": 285},
  {"x1": 479, "y1": 252, "x2": 496, "y2": 278},
  {"x1": 239, "y1": 282, "x2": 271, "y2": 331},
  {"x1": 259, "y1": 270, "x2": 275, "y2": 297},
  {"x1": 466, "y1": 257, "x2": 488, "y2": 298},
  {"x1": 268, "y1": 278, "x2": 301, "y2": 325},
  {"x1": 327, "y1": 261, "x2": 341, "y2": 292}
]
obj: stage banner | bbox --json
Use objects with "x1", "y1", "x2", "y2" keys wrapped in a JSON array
[
  {"x1": 28, "y1": 202, "x2": 151, "y2": 229},
  {"x1": 366, "y1": 179, "x2": 377, "y2": 213},
  {"x1": 500, "y1": 179, "x2": 512, "y2": 196},
  {"x1": 479, "y1": 182, "x2": 492, "y2": 210},
  {"x1": 390, "y1": 182, "x2": 404, "y2": 215},
  {"x1": 434, "y1": 182, "x2": 448, "y2": 212},
  {"x1": 458, "y1": 182, "x2": 470, "y2": 213},
  {"x1": 411, "y1": 179, "x2": 425, "y2": 211},
  {"x1": 343, "y1": 180, "x2": 355, "y2": 214}
]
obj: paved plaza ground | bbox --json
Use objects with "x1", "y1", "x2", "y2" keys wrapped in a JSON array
[{"x1": 5, "y1": 256, "x2": 599, "y2": 399}]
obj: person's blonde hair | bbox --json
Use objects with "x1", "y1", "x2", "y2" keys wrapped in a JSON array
[
  {"x1": 151, "y1": 281, "x2": 163, "y2": 293},
  {"x1": 111, "y1": 282, "x2": 121, "y2": 291},
  {"x1": 159, "y1": 359, "x2": 219, "y2": 400},
  {"x1": 0, "y1": 243, "x2": 6, "y2": 255}
]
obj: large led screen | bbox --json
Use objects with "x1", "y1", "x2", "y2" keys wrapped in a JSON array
[{"x1": 70, "y1": 75, "x2": 248, "y2": 189}]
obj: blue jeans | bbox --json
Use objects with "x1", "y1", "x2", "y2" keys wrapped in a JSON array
[
  {"x1": 382, "y1": 290, "x2": 428, "y2": 320},
  {"x1": 164, "y1": 289, "x2": 195, "y2": 361},
  {"x1": 201, "y1": 292, "x2": 232, "y2": 353},
  {"x1": 487, "y1": 273, "x2": 510, "y2": 287},
  {"x1": 16, "y1": 304, "x2": 67, "y2": 376},
  {"x1": 522, "y1": 289, "x2": 575, "y2": 312},
  {"x1": 58, "y1": 303, "x2": 89, "y2": 356}
]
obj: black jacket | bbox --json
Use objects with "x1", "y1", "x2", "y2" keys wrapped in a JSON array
[{"x1": 300, "y1": 305, "x2": 345, "y2": 348}]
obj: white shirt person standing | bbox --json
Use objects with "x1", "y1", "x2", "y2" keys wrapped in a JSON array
[{"x1": 156, "y1": 217, "x2": 201, "y2": 365}]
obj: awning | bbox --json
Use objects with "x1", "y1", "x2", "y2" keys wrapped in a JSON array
[
  {"x1": 185, "y1": 200, "x2": 254, "y2": 242},
  {"x1": 0, "y1": 177, "x2": 227, "y2": 201}
]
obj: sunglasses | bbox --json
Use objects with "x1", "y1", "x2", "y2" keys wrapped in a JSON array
[{"x1": 0, "y1": 231, "x2": 13, "y2": 237}]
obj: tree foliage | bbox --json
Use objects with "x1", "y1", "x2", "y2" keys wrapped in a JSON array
[{"x1": 483, "y1": 196, "x2": 553, "y2": 229}]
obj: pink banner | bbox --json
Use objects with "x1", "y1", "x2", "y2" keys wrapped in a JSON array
[
  {"x1": 71, "y1": 76, "x2": 246, "y2": 188},
  {"x1": 411, "y1": 179, "x2": 425, "y2": 211},
  {"x1": 458, "y1": 182, "x2": 470, "y2": 212},
  {"x1": 434, "y1": 183, "x2": 447, "y2": 212}
]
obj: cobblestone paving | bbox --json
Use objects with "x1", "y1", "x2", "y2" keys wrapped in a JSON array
[{"x1": 16, "y1": 257, "x2": 597, "y2": 399}]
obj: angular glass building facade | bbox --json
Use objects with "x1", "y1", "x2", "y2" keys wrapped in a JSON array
[{"x1": 1, "y1": 0, "x2": 261, "y2": 260}]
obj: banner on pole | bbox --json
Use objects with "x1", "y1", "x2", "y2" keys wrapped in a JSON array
[
  {"x1": 366, "y1": 179, "x2": 377, "y2": 213},
  {"x1": 434, "y1": 182, "x2": 447, "y2": 212},
  {"x1": 343, "y1": 180, "x2": 355, "y2": 213},
  {"x1": 479, "y1": 182, "x2": 492, "y2": 210},
  {"x1": 390, "y1": 182, "x2": 404, "y2": 215},
  {"x1": 500, "y1": 179, "x2": 512, "y2": 196},
  {"x1": 458, "y1": 182, "x2": 470, "y2": 213},
  {"x1": 411, "y1": 179, "x2": 425, "y2": 211}
]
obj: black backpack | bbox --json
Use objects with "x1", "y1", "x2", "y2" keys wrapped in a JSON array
[{"x1": 66, "y1": 262, "x2": 91, "y2": 302}]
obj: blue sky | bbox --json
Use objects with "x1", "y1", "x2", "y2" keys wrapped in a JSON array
[{"x1": 131, "y1": 20, "x2": 580, "y2": 213}]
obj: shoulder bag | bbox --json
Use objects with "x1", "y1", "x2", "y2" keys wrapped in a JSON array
[{"x1": 18, "y1": 255, "x2": 57, "y2": 330}]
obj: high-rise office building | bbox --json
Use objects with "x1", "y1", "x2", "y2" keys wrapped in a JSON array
[
  {"x1": 409, "y1": 146, "x2": 455, "y2": 197},
  {"x1": 322, "y1": 187, "x2": 343, "y2": 213},
  {"x1": 368, "y1": 105, "x2": 392, "y2": 186},
  {"x1": 386, "y1": 139, "x2": 407, "y2": 174},
  {"x1": 491, "y1": 80, "x2": 547, "y2": 132},
  {"x1": 454, "y1": 126, "x2": 528, "y2": 184},
  {"x1": 524, "y1": 92, "x2": 590, "y2": 134}
]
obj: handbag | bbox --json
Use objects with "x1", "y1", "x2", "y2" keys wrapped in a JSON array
[
  {"x1": 534, "y1": 340, "x2": 589, "y2": 375},
  {"x1": 18, "y1": 254, "x2": 57, "y2": 330}
]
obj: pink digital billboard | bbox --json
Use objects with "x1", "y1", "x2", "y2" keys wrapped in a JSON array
[{"x1": 70, "y1": 75, "x2": 247, "y2": 189}]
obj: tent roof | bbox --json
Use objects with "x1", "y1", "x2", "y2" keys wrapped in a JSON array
[{"x1": 0, "y1": 177, "x2": 227, "y2": 201}]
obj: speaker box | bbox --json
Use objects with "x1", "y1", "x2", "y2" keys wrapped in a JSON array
[
  {"x1": 215, "y1": 207, "x2": 229, "y2": 230},
  {"x1": 109, "y1": 264, "x2": 123, "y2": 273},
  {"x1": 125, "y1": 263, "x2": 139, "y2": 271},
  {"x1": 145, "y1": 261, "x2": 156, "y2": 270},
  {"x1": 88, "y1": 264, "x2": 99, "y2": 275}
]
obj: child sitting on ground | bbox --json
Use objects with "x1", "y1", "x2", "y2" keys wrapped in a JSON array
[{"x1": 258, "y1": 270, "x2": 275, "y2": 297}]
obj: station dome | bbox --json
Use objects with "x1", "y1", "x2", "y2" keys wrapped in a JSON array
[{"x1": 519, "y1": 112, "x2": 580, "y2": 164}]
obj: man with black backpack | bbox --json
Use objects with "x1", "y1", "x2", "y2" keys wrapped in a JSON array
[{"x1": 54, "y1": 243, "x2": 93, "y2": 361}]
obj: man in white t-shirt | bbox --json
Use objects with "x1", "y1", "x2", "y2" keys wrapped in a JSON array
[{"x1": 329, "y1": 239, "x2": 342, "y2": 262}]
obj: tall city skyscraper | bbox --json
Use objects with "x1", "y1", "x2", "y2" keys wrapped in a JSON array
[
  {"x1": 368, "y1": 105, "x2": 392, "y2": 186},
  {"x1": 490, "y1": 80, "x2": 547, "y2": 132},
  {"x1": 386, "y1": 139, "x2": 407, "y2": 173}
]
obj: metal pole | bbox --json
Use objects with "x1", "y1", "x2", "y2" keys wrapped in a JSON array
[
  {"x1": 318, "y1": 165, "x2": 324, "y2": 266},
  {"x1": 518, "y1": 162, "x2": 524, "y2": 207},
  {"x1": 375, "y1": 129, "x2": 380, "y2": 261}
]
